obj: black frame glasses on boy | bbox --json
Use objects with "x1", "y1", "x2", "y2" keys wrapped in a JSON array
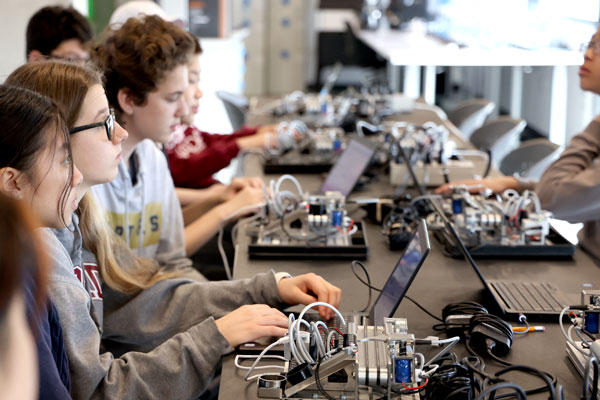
[{"x1": 69, "y1": 109, "x2": 115, "y2": 140}]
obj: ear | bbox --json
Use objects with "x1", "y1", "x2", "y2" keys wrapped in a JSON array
[
  {"x1": 28, "y1": 50, "x2": 45, "y2": 63},
  {"x1": 0, "y1": 167, "x2": 26, "y2": 200},
  {"x1": 117, "y1": 88, "x2": 136, "y2": 116}
]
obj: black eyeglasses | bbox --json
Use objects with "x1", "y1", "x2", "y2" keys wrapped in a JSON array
[{"x1": 69, "y1": 109, "x2": 115, "y2": 141}]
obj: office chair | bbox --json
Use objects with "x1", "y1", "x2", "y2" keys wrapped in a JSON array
[
  {"x1": 470, "y1": 116, "x2": 526, "y2": 167},
  {"x1": 216, "y1": 91, "x2": 248, "y2": 131},
  {"x1": 499, "y1": 138, "x2": 562, "y2": 179},
  {"x1": 447, "y1": 98, "x2": 496, "y2": 140}
]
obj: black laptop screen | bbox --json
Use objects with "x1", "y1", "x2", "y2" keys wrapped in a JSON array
[
  {"x1": 319, "y1": 139, "x2": 375, "y2": 196},
  {"x1": 370, "y1": 222, "x2": 429, "y2": 326}
]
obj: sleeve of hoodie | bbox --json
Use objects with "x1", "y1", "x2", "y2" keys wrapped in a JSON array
[
  {"x1": 40, "y1": 229, "x2": 234, "y2": 400},
  {"x1": 536, "y1": 120, "x2": 600, "y2": 223},
  {"x1": 102, "y1": 270, "x2": 285, "y2": 353},
  {"x1": 168, "y1": 125, "x2": 258, "y2": 188},
  {"x1": 153, "y1": 149, "x2": 202, "y2": 280}
]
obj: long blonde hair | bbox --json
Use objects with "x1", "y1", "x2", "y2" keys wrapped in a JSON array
[{"x1": 6, "y1": 61, "x2": 175, "y2": 293}]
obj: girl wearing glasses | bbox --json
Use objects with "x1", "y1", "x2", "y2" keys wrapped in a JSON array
[
  {"x1": 5, "y1": 60, "x2": 340, "y2": 399},
  {"x1": 436, "y1": 30, "x2": 600, "y2": 261}
]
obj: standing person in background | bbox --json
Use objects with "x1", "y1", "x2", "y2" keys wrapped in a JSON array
[{"x1": 26, "y1": 5, "x2": 92, "y2": 64}]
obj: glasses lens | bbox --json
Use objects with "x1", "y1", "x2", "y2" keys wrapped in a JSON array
[{"x1": 107, "y1": 110, "x2": 115, "y2": 140}]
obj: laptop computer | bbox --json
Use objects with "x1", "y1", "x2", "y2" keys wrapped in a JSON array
[
  {"x1": 312, "y1": 218, "x2": 430, "y2": 326},
  {"x1": 396, "y1": 143, "x2": 570, "y2": 317},
  {"x1": 368, "y1": 219, "x2": 430, "y2": 325},
  {"x1": 319, "y1": 138, "x2": 377, "y2": 197},
  {"x1": 431, "y1": 198, "x2": 570, "y2": 317}
]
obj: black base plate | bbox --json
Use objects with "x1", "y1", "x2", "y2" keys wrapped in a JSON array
[
  {"x1": 434, "y1": 228, "x2": 576, "y2": 259},
  {"x1": 248, "y1": 221, "x2": 369, "y2": 260}
]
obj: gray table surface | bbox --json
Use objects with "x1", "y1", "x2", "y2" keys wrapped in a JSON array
[{"x1": 219, "y1": 106, "x2": 600, "y2": 399}]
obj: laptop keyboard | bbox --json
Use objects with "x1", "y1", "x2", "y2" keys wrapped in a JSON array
[{"x1": 490, "y1": 280, "x2": 566, "y2": 313}]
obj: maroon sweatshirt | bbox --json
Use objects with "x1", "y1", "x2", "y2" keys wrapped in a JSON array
[{"x1": 165, "y1": 124, "x2": 257, "y2": 188}]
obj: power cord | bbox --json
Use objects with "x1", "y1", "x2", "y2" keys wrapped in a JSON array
[
  {"x1": 583, "y1": 356, "x2": 599, "y2": 400},
  {"x1": 314, "y1": 357, "x2": 336, "y2": 400},
  {"x1": 349, "y1": 260, "x2": 442, "y2": 321}
]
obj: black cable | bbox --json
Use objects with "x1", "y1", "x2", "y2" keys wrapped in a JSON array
[
  {"x1": 349, "y1": 260, "x2": 381, "y2": 291},
  {"x1": 485, "y1": 347, "x2": 513, "y2": 367},
  {"x1": 494, "y1": 365, "x2": 557, "y2": 399},
  {"x1": 405, "y1": 295, "x2": 443, "y2": 322},
  {"x1": 583, "y1": 356, "x2": 599, "y2": 400},
  {"x1": 350, "y1": 260, "x2": 375, "y2": 313},
  {"x1": 474, "y1": 382, "x2": 527, "y2": 400},
  {"x1": 314, "y1": 357, "x2": 336, "y2": 400},
  {"x1": 581, "y1": 328, "x2": 598, "y2": 342},
  {"x1": 483, "y1": 149, "x2": 492, "y2": 178},
  {"x1": 349, "y1": 260, "x2": 443, "y2": 321}
]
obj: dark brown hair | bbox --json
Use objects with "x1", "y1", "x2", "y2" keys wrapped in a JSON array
[
  {"x1": 0, "y1": 193, "x2": 49, "y2": 322},
  {"x1": 0, "y1": 84, "x2": 73, "y2": 227},
  {"x1": 26, "y1": 6, "x2": 93, "y2": 58},
  {"x1": 91, "y1": 15, "x2": 194, "y2": 116}
]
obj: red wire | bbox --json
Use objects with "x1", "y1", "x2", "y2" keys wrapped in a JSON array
[
  {"x1": 401, "y1": 378, "x2": 429, "y2": 390},
  {"x1": 328, "y1": 326, "x2": 343, "y2": 335}
]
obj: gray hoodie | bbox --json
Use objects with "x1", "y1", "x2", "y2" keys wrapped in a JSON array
[
  {"x1": 90, "y1": 139, "x2": 202, "y2": 279},
  {"x1": 42, "y1": 212, "x2": 286, "y2": 399},
  {"x1": 537, "y1": 120, "x2": 600, "y2": 261}
]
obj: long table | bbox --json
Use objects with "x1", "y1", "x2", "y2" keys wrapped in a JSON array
[{"x1": 218, "y1": 105, "x2": 600, "y2": 398}]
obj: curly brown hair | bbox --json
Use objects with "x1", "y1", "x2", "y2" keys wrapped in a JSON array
[{"x1": 91, "y1": 15, "x2": 194, "y2": 115}]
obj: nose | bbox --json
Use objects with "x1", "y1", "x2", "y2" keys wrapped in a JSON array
[
  {"x1": 112, "y1": 122, "x2": 129, "y2": 145},
  {"x1": 196, "y1": 86, "x2": 203, "y2": 100},
  {"x1": 176, "y1": 95, "x2": 190, "y2": 118},
  {"x1": 585, "y1": 46, "x2": 594, "y2": 61},
  {"x1": 72, "y1": 164, "x2": 83, "y2": 188}
]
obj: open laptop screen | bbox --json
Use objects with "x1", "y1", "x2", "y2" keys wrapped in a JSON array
[
  {"x1": 369, "y1": 220, "x2": 430, "y2": 326},
  {"x1": 319, "y1": 139, "x2": 375, "y2": 196}
]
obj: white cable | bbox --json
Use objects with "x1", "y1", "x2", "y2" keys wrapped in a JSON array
[
  {"x1": 243, "y1": 337, "x2": 288, "y2": 380},
  {"x1": 560, "y1": 306, "x2": 590, "y2": 356},
  {"x1": 424, "y1": 336, "x2": 460, "y2": 367},
  {"x1": 314, "y1": 321, "x2": 329, "y2": 333},
  {"x1": 275, "y1": 174, "x2": 304, "y2": 198},
  {"x1": 414, "y1": 352, "x2": 426, "y2": 371},
  {"x1": 236, "y1": 354, "x2": 287, "y2": 362},
  {"x1": 217, "y1": 225, "x2": 232, "y2": 280},
  {"x1": 287, "y1": 314, "x2": 303, "y2": 364},
  {"x1": 429, "y1": 337, "x2": 461, "y2": 345},
  {"x1": 218, "y1": 202, "x2": 268, "y2": 280},
  {"x1": 294, "y1": 319, "x2": 315, "y2": 364},
  {"x1": 310, "y1": 322, "x2": 327, "y2": 358},
  {"x1": 410, "y1": 194, "x2": 443, "y2": 205},
  {"x1": 235, "y1": 356, "x2": 286, "y2": 371},
  {"x1": 293, "y1": 302, "x2": 346, "y2": 365}
]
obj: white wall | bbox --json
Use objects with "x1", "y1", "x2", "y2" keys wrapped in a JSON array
[{"x1": 0, "y1": 0, "x2": 70, "y2": 82}]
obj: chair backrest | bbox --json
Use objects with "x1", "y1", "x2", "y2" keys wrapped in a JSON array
[
  {"x1": 499, "y1": 138, "x2": 562, "y2": 179},
  {"x1": 448, "y1": 98, "x2": 496, "y2": 140},
  {"x1": 216, "y1": 91, "x2": 248, "y2": 131},
  {"x1": 470, "y1": 116, "x2": 526, "y2": 166}
]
